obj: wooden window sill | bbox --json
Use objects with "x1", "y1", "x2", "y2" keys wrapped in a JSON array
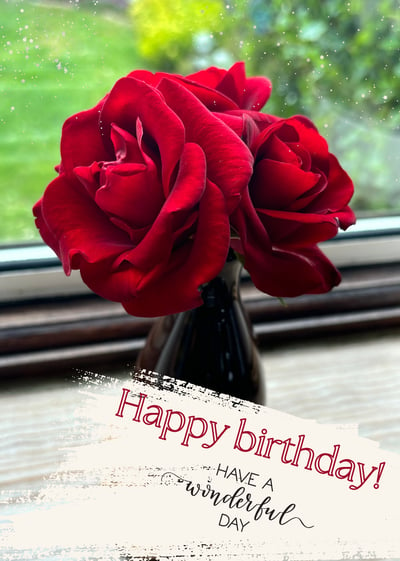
[{"x1": 2, "y1": 263, "x2": 400, "y2": 380}]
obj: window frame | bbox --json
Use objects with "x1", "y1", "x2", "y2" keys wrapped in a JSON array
[
  {"x1": 1, "y1": 215, "x2": 400, "y2": 381},
  {"x1": 1, "y1": 216, "x2": 400, "y2": 303}
]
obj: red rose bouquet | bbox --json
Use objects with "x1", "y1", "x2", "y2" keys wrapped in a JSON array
[{"x1": 33, "y1": 62, "x2": 355, "y2": 317}]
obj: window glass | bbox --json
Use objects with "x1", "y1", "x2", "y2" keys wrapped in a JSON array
[
  {"x1": 1, "y1": 0, "x2": 399, "y2": 244},
  {"x1": 1, "y1": 0, "x2": 137, "y2": 243}
]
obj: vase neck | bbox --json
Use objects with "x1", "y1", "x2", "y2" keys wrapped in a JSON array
[{"x1": 201, "y1": 250, "x2": 242, "y2": 308}]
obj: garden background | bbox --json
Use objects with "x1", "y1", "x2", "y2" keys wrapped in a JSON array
[{"x1": 1, "y1": 0, "x2": 399, "y2": 243}]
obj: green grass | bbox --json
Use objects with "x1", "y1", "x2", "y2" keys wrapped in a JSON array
[{"x1": 0, "y1": 0, "x2": 140, "y2": 242}]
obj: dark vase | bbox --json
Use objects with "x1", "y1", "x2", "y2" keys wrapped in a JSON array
[{"x1": 137, "y1": 250, "x2": 265, "y2": 404}]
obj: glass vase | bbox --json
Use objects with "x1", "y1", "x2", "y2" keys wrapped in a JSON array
[{"x1": 137, "y1": 250, "x2": 265, "y2": 403}]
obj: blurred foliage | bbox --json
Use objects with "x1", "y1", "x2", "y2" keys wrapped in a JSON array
[
  {"x1": 129, "y1": 0, "x2": 225, "y2": 71},
  {"x1": 130, "y1": 0, "x2": 399, "y2": 127},
  {"x1": 224, "y1": 0, "x2": 400, "y2": 127},
  {"x1": 130, "y1": 0, "x2": 400, "y2": 212}
]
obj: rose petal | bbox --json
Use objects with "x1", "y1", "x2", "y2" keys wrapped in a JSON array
[
  {"x1": 123, "y1": 179, "x2": 230, "y2": 316},
  {"x1": 256, "y1": 208, "x2": 340, "y2": 246},
  {"x1": 245, "y1": 244, "x2": 342, "y2": 297},
  {"x1": 60, "y1": 99, "x2": 110, "y2": 173},
  {"x1": 33, "y1": 174, "x2": 131, "y2": 275},
  {"x1": 158, "y1": 78, "x2": 253, "y2": 213},
  {"x1": 216, "y1": 62, "x2": 272, "y2": 110},
  {"x1": 242, "y1": 75, "x2": 273, "y2": 110},
  {"x1": 73, "y1": 161, "x2": 102, "y2": 198},
  {"x1": 307, "y1": 154, "x2": 355, "y2": 225},
  {"x1": 131, "y1": 67, "x2": 239, "y2": 111},
  {"x1": 230, "y1": 187, "x2": 272, "y2": 256},
  {"x1": 186, "y1": 66, "x2": 229, "y2": 89},
  {"x1": 283, "y1": 116, "x2": 329, "y2": 171},
  {"x1": 93, "y1": 125, "x2": 164, "y2": 229},
  {"x1": 114, "y1": 142, "x2": 207, "y2": 270},
  {"x1": 213, "y1": 112, "x2": 246, "y2": 137},
  {"x1": 250, "y1": 159, "x2": 322, "y2": 210},
  {"x1": 110, "y1": 122, "x2": 145, "y2": 163},
  {"x1": 94, "y1": 163, "x2": 164, "y2": 230},
  {"x1": 231, "y1": 188, "x2": 341, "y2": 295},
  {"x1": 99, "y1": 77, "x2": 185, "y2": 191},
  {"x1": 259, "y1": 133, "x2": 302, "y2": 165},
  {"x1": 80, "y1": 177, "x2": 230, "y2": 317}
]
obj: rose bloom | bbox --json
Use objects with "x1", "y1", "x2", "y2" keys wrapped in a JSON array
[
  {"x1": 129, "y1": 61, "x2": 272, "y2": 113},
  {"x1": 230, "y1": 114, "x2": 356, "y2": 297},
  {"x1": 34, "y1": 63, "x2": 355, "y2": 317},
  {"x1": 33, "y1": 69, "x2": 255, "y2": 317}
]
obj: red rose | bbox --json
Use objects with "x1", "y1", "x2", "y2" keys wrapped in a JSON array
[
  {"x1": 231, "y1": 115, "x2": 356, "y2": 297},
  {"x1": 126, "y1": 63, "x2": 272, "y2": 143},
  {"x1": 33, "y1": 74, "x2": 253, "y2": 317},
  {"x1": 128, "y1": 61, "x2": 272, "y2": 113}
]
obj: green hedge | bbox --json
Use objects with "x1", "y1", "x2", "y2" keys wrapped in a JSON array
[{"x1": 130, "y1": 0, "x2": 400, "y2": 213}]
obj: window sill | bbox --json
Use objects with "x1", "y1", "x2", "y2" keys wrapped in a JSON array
[{"x1": 2, "y1": 261, "x2": 400, "y2": 380}]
